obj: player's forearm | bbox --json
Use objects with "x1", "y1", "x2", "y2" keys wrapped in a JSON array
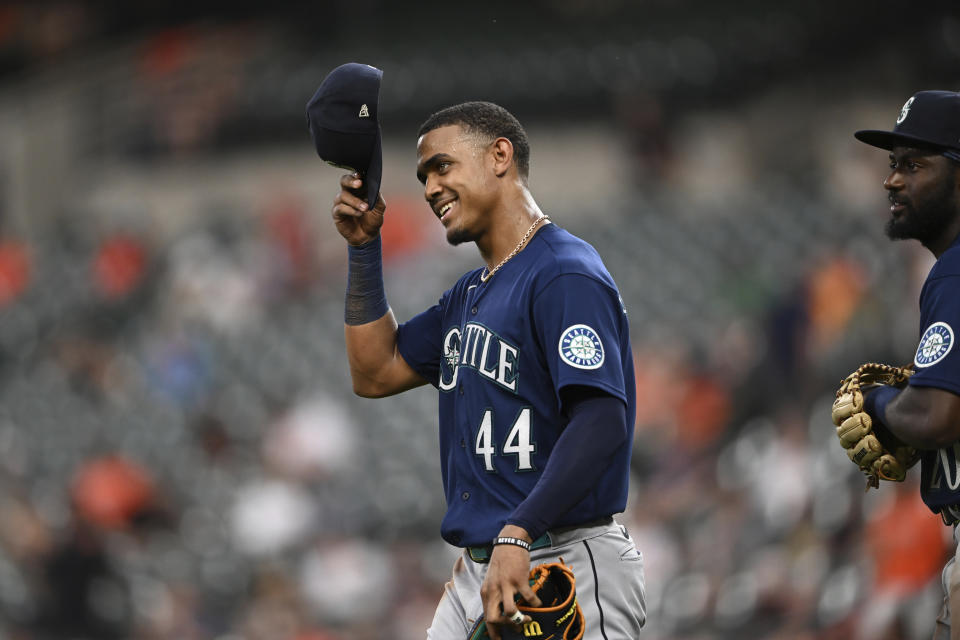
[
  {"x1": 342, "y1": 236, "x2": 411, "y2": 397},
  {"x1": 345, "y1": 235, "x2": 389, "y2": 326},
  {"x1": 506, "y1": 393, "x2": 628, "y2": 539},
  {"x1": 343, "y1": 312, "x2": 395, "y2": 394},
  {"x1": 880, "y1": 385, "x2": 960, "y2": 449}
]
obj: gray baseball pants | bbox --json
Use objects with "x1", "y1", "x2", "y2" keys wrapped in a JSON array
[
  {"x1": 427, "y1": 519, "x2": 646, "y2": 639},
  {"x1": 935, "y1": 524, "x2": 960, "y2": 640}
]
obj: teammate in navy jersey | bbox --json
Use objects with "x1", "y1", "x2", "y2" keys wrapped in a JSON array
[
  {"x1": 330, "y1": 101, "x2": 645, "y2": 639},
  {"x1": 853, "y1": 90, "x2": 960, "y2": 638}
]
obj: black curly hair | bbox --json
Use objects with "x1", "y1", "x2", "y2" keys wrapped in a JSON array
[{"x1": 418, "y1": 101, "x2": 530, "y2": 180}]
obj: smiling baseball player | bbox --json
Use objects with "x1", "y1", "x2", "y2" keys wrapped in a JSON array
[{"x1": 310, "y1": 64, "x2": 645, "y2": 640}]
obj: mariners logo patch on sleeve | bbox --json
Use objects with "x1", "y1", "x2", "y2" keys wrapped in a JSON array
[
  {"x1": 558, "y1": 324, "x2": 605, "y2": 370},
  {"x1": 915, "y1": 321, "x2": 955, "y2": 367}
]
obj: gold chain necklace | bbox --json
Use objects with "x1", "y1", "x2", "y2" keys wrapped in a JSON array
[{"x1": 480, "y1": 215, "x2": 550, "y2": 283}]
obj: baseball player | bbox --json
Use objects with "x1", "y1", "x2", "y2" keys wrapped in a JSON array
[
  {"x1": 330, "y1": 100, "x2": 646, "y2": 639},
  {"x1": 852, "y1": 90, "x2": 960, "y2": 639}
]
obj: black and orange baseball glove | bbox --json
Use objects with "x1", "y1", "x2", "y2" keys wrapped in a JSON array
[{"x1": 467, "y1": 562, "x2": 584, "y2": 640}]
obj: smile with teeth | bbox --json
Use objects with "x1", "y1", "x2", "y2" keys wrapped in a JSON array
[{"x1": 438, "y1": 200, "x2": 457, "y2": 219}]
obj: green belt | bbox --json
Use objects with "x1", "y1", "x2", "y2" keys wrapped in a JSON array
[
  {"x1": 467, "y1": 533, "x2": 552, "y2": 563},
  {"x1": 465, "y1": 517, "x2": 614, "y2": 563}
]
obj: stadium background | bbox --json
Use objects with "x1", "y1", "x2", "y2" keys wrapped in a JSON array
[{"x1": 0, "y1": 1, "x2": 959, "y2": 638}]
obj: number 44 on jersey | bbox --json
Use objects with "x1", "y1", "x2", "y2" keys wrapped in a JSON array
[{"x1": 475, "y1": 408, "x2": 536, "y2": 472}]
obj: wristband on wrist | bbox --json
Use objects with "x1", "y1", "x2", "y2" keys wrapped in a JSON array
[
  {"x1": 345, "y1": 236, "x2": 389, "y2": 326},
  {"x1": 864, "y1": 385, "x2": 900, "y2": 427},
  {"x1": 492, "y1": 536, "x2": 531, "y2": 551}
]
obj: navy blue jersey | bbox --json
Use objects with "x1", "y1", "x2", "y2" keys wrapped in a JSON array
[
  {"x1": 912, "y1": 235, "x2": 960, "y2": 512},
  {"x1": 396, "y1": 223, "x2": 636, "y2": 547}
]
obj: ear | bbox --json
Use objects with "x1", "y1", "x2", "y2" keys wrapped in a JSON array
[{"x1": 490, "y1": 137, "x2": 514, "y2": 178}]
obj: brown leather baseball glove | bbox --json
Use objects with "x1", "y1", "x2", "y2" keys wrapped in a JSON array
[{"x1": 832, "y1": 362, "x2": 919, "y2": 489}]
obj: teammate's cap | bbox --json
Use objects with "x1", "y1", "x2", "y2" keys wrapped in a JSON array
[
  {"x1": 306, "y1": 62, "x2": 383, "y2": 208},
  {"x1": 855, "y1": 90, "x2": 960, "y2": 163}
]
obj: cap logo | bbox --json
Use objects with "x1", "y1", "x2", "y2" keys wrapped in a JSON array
[
  {"x1": 896, "y1": 96, "x2": 915, "y2": 124},
  {"x1": 358, "y1": 104, "x2": 370, "y2": 118}
]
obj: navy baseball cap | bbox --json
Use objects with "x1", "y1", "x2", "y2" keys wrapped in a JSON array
[
  {"x1": 855, "y1": 90, "x2": 960, "y2": 163},
  {"x1": 306, "y1": 63, "x2": 383, "y2": 208}
]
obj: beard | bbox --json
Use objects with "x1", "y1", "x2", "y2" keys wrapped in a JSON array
[
  {"x1": 886, "y1": 174, "x2": 958, "y2": 245},
  {"x1": 446, "y1": 225, "x2": 478, "y2": 246}
]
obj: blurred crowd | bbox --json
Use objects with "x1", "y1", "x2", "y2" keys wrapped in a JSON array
[{"x1": 1, "y1": 2, "x2": 960, "y2": 640}]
